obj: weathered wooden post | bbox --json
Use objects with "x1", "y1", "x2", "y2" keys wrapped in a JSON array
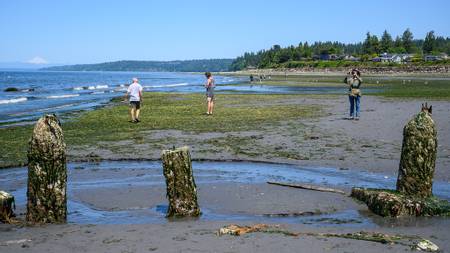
[
  {"x1": 162, "y1": 146, "x2": 200, "y2": 217},
  {"x1": 0, "y1": 191, "x2": 15, "y2": 222},
  {"x1": 396, "y1": 104, "x2": 437, "y2": 198},
  {"x1": 27, "y1": 114, "x2": 67, "y2": 223}
]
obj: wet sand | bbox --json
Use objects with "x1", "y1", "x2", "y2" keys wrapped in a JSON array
[
  {"x1": 2, "y1": 181, "x2": 450, "y2": 253},
  {"x1": 2, "y1": 160, "x2": 450, "y2": 252}
]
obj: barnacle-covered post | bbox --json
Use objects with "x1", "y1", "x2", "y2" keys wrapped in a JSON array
[
  {"x1": 0, "y1": 191, "x2": 15, "y2": 222},
  {"x1": 27, "y1": 114, "x2": 67, "y2": 223},
  {"x1": 162, "y1": 146, "x2": 200, "y2": 217},
  {"x1": 396, "y1": 104, "x2": 437, "y2": 198}
]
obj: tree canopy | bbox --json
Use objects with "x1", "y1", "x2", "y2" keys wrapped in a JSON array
[{"x1": 231, "y1": 29, "x2": 450, "y2": 70}]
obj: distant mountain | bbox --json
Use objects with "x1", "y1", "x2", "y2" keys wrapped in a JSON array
[
  {"x1": 0, "y1": 62, "x2": 62, "y2": 70},
  {"x1": 40, "y1": 59, "x2": 235, "y2": 72}
]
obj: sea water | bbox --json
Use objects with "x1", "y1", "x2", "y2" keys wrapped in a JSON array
[{"x1": 0, "y1": 70, "x2": 248, "y2": 125}]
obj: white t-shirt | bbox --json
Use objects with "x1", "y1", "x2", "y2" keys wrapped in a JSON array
[{"x1": 127, "y1": 82, "x2": 143, "y2": 101}]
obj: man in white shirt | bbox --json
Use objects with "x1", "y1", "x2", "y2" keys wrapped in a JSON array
[{"x1": 125, "y1": 78, "x2": 143, "y2": 123}]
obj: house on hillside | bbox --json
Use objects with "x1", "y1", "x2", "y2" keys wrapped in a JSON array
[
  {"x1": 315, "y1": 53, "x2": 340, "y2": 61},
  {"x1": 372, "y1": 53, "x2": 414, "y2": 63},
  {"x1": 329, "y1": 54, "x2": 339, "y2": 60},
  {"x1": 319, "y1": 53, "x2": 330, "y2": 61},
  {"x1": 343, "y1": 55, "x2": 360, "y2": 61},
  {"x1": 424, "y1": 54, "x2": 448, "y2": 61}
]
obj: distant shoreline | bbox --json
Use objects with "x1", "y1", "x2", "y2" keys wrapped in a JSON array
[{"x1": 220, "y1": 65, "x2": 449, "y2": 77}]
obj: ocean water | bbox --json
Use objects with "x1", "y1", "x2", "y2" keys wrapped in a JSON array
[{"x1": 0, "y1": 70, "x2": 246, "y2": 125}]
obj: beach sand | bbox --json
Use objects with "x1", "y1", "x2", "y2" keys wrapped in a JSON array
[
  {"x1": 2, "y1": 95, "x2": 450, "y2": 252},
  {"x1": 2, "y1": 181, "x2": 450, "y2": 253},
  {"x1": 1, "y1": 182, "x2": 450, "y2": 252}
]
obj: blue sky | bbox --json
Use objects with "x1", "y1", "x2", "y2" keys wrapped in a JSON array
[{"x1": 1, "y1": 0, "x2": 449, "y2": 64}]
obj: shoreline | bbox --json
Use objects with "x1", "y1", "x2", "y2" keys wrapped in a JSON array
[{"x1": 218, "y1": 66, "x2": 450, "y2": 77}]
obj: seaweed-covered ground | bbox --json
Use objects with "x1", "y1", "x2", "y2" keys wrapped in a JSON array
[{"x1": 65, "y1": 94, "x2": 449, "y2": 182}]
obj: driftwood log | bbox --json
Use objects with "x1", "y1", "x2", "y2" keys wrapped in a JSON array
[
  {"x1": 27, "y1": 114, "x2": 67, "y2": 223},
  {"x1": 0, "y1": 191, "x2": 15, "y2": 222},
  {"x1": 217, "y1": 224, "x2": 440, "y2": 251},
  {"x1": 396, "y1": 105, "x2": 437, "y2": 198},
  {"x1": 162, "y1": 146, "x2": 200, "y2": 217},
  {"x1": 267, "y1": 181, "x2": 346, "y2": 195}
]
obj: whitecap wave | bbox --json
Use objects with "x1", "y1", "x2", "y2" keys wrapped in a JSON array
[
  {"x1": 96, "y1": 85, "x2": 108, "y2": 89},
  {"x1": 47, "y1": 94, "x2": 80, "y2": 99},
  {"x1": 36, "y1": 103, "x2": 78, "y2": 112},
  {"x1": 73, "y1": 85, "x2": 108, "y2": 91},
  {"x1": 21, "y1": 88, "x2": 35, "y2": 92},
  {"x1": 144, "y1": 83, "x2": 189, "y2": 88},
  {"x1": 0, "y1": 97, "x2": 28, "y2": 105}
]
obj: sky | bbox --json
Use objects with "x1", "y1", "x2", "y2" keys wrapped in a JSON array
[{"x1": 1, "y1": 0, "x2": 449, "y2": 65}]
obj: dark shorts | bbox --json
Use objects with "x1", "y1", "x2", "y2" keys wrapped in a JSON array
[
  {"x1": 130, "y1": 101, "x2": 141, "y2": 109},
  {"x1": 206, "y1": 92, "x2": 214, "y2": 100}
]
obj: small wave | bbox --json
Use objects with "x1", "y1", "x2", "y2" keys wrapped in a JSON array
[
  {"x1": 91, "y1": 91, "x2": 105, "y2": 95},
  {"x1": 144, "y1": 83, "x2": 189, "y2": 88},
  {"x1": 73, "y1": 85, "x2": 108, "y2": 91},
  {"x1": 38, "y1": 103, "x2": 78, "y2": 112},
  {"x1": 47, "y1": 94, "x2": 80, "y2": 99},
  {"x1": 0, "y1": 97, "x2": 27, "y2": 105},
  {"x1": 21, "y1": 88, "x2": 35, "y2": 92}
]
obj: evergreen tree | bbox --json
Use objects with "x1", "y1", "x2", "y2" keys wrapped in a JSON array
[
  {"x1": 423, "y1": 31, "x2": 436, "y2": 54},
  {"x1": 402, "y1": 28, "x2": 414, "y2": 53},
  {"x1": 362, "y1": 32, "x2": 380, "y2": 55},
  {"x1": 370, "y1": 35, "x2": 381, "y2": 54},
  {"x1": 380, "y1": 30, "x2": 393, "y2": 53},
  {"x1": 393, "y1": 36, "x2": 406, "y2": 53},
  {"x1": 302, "y1": 42, "x2": 312, "y2": 58},
  {"x1": 362, "y1": 32, "x2": 373, "y2": 54}
]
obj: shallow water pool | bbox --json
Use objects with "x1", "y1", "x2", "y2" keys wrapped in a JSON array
[{"x1": 1, "y1": 161, "x2": 449, "y2": 226}]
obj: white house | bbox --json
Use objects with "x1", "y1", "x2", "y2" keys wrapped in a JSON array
[{"x1": 373, "y1": 53, "x2": 414, "y2": 63}]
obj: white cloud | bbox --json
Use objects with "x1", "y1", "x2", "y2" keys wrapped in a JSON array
[{"x1": 27, "y1": 56, "x2": 49, "y2": 65}]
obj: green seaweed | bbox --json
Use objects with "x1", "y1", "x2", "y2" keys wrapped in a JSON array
[{"x1": 351, "y1": 187, "x2": 450, "y2": 217}]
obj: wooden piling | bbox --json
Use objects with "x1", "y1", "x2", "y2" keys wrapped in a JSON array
[
  {"x1": 161, "y1": 146, "x2": 200, "y2": 217},
  {"x1": 27, "y1": 115, "x2": 67, "y2": 223}
]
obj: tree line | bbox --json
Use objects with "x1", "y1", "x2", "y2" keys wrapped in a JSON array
[
  {"x1": 230, "y1": 29, "x2": 450, "y2": 70},
  {"x1": 42, "y1": 59, "x2": 234, "y2": 72}
]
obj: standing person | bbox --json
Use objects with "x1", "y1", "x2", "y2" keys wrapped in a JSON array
[
  {"x1": 204, "y1": 72, "x2": 215, "y2": 115},
  {"x1": 346, "y1": 69, "x2": 362, "y2": 120},
  {"x1": 125, "y1": 77, "x2": 143, "y2": 123}
]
